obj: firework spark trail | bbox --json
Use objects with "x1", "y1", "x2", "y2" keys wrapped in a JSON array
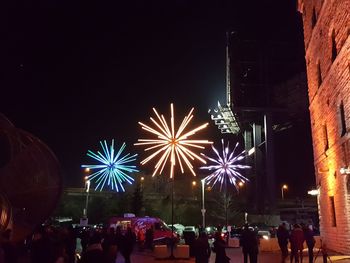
[
  {"x1": 135, "y1": 103, "x2": 212, "y2": 178},
  {"x1": 81, "y1": 140, "x2": 138, "y2": 192},
  {"x1": 200, "y1": 139, "x2": 250, "y2": 190}
]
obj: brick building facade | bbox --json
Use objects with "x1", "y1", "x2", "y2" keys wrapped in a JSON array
[{"x1": 298, "y1": 0, "x2": 350, "y2": 254}]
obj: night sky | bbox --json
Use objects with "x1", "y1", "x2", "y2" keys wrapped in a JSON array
[{"x1": 1, "y1": 0, "x2": 311, "y2": 193}]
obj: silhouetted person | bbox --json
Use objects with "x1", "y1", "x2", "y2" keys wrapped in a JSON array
[
  {"x1": 62, "y1": 225, "x2": 76, "y2": 263},
  {"x1": 277, "y1": 223, "x2": 290, "y2": 263},
  {"x1": 0, "y1": 243, "x2": 4, "y2": 263},
  {"x1": 30, "y1": 226, "x2": 54, "y2": 263},
  {"x1": 145, "y1": 226, "x2": 154, "y2": 250},
  {"x1": 137, "y1": 229, "x2": 145, "y2": 251},
  {"x1": 183, "y1": 229, "x2": 196, "y2": 256},
  {"x1": 193, "y1": 232, "x2": 211, "y2": 263},
  {"x1": 240, "y1": 224, "x2": 259, "y2": 263},
  {"x1": 1, "y1": 229, "x2": 17, "y2": 263},
  {"x1": 213, "y1": 232, "x2": 230, "y2": 263},
  {"x1": 121, "y1": 227, "x2": 136, "y2": 263},
  {"x1": 303, "y1": 225, "x2": 315, "y2": 263},
  {"x1": 290, "y1": 224, "x2": 305, "y2": 263},
  {"x1": 80, "y1": 233, "x2": 108, "y2": 263},
  {"x1": 102, "y1": 227, "x2": 118, "y2": 263},
  {"x1": 80, "y1": 229, "x2": 90, "y2": 254},
  {"x1": 114, "y1": 226, "x2": 125, "y2": 261}
]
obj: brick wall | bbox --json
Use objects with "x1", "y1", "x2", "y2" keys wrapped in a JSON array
[{"x1": 298, "y1": 0, "x2": 350, "y2": 254}]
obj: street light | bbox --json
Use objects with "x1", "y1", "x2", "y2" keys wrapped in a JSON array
[
  {"x1": 308, "y1": 189, "x2": 319, "y2": 196},
  {"x1": 340, "y1": 166, "x2": 350, "y2": 175},
  {"x1": 140, "y1": 176, "x2": 145, "y2": 190},
  {"x1": 192, "y1": 180, "x2": 197, "y2": 199},
  {"x1": 83, "y1": 168, "x2": 91, "y2": 219},
  {"x1": 281, "y1": 184, "x2": 288, "y2": 199},
  {"x1": 237, "y1": 181, "x2": 245, "y2": 195},
  {"x1": 84, "y1": 178, "x2": 91, "y2": 218},
  {"x1": 201, "y1": 179, "x2": 206, "y2": 228}
]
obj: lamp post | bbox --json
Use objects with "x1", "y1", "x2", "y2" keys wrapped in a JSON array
[
  {"x1": 84, "y1": 177, "x2": 91, "y2": 218},
  {"x1": 201, "y1": 179, "x2": 206, "y2": 228},
  {"x1": 237, "y1": 181, "x2": 244, "y2": 194},
  {"x1": 140, "y1": 176, "x2": 145, "y2": 191},
  {"x1": 83, "y1": 168, "x2": 91, "y2": 218},
  {"x1": 281, "y1": 184, "x2": 288, "y2": 199},
  {"x1": 192, "y1": 180, "x2": 197, "y2": 199}
]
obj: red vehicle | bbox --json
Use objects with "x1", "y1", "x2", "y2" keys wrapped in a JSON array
[{"x1": 109, "y1": 215, "x2": 176, "y2": 245}]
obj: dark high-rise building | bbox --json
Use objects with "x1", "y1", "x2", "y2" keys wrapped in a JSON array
[{"x1": 211, "y1": 0, "x2": 315, "y2": 216}]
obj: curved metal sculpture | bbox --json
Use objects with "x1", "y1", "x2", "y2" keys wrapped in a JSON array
[{"x1": 0, "y1": 114, "x2": 62, "y2": 241}]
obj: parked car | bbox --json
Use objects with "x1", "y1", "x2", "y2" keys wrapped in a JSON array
[
  {"x1": 257, "y1": 230, "x2": 271, "y2": 240},
  {"x1": 205, "y1": 226, "x2": 217, "y2": 238},
  {"x1": 183, "y1": 226, "x2": 198, "y2": 236},
  {"x1": 168, "y1": 224, "x2": 183, "y2": 238},
  {"x1": 173, "y1": 224, "x2": 185, "y2": 235}
]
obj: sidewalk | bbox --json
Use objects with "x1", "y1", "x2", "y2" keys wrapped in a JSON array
[{"x1": 119, "y1": 248, "x2": 350, "y2": 263}]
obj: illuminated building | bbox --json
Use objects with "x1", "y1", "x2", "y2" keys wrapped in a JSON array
[{"x1": 298, "y1": 0, "x2": 350, "y2": 254}]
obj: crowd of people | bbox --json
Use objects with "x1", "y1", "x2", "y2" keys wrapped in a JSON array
[
  {"x1": 0, "y1": 224, "x2": 138, "y2": 263},
  {"x1": 0, "y1": 221, "x2": 317, "y2": 263},
  {"x1": 277, "y1": 223, "x2": 316, "y2": 263}
]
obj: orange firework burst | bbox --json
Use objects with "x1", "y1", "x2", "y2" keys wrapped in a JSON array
[{"x1": 135, "y1": 103, "x2": 212, "y2": 178}]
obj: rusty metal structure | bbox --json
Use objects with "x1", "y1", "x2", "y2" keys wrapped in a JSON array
[{"x1": 0, "y1": 114, "x2": 62, "y2": 241}]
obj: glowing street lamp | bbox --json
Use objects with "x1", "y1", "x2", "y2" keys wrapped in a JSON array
[
  {"x1": 281, "y1": 184, "x2": 288, "y2": 199},
  {"x1": 340, "y1": 167, "x2": 350, "y2": 175},
  {"x1": 237, "y1": 181, "x2": 245, "y2": 194},
  {"x1": 307, "y1": 189, "x2": 319, "y2": 196}
]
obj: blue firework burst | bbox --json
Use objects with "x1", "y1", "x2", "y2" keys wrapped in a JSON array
[
  {"x1": 81, "y1": 140, "x2": 138, "y2": 192},
  {"x1": 200, "y1": 139, "x2": 250, "y2": 190}
]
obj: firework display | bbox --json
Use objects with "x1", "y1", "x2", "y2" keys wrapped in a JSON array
[
  {"x1": 135, "y1": 103, "x2": 212, "y2": 178},
  {"x1": 82, "y1": 140, "x2": 138, "y2": 192},
  {"x1": 200, "y1": 139, "x2": 250, "y2": 190}
]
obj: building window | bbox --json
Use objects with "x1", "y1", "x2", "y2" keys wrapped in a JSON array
[
  {"x1": 323, "y1": 124, "x2": 329, "y2": 151},
  {"x1": 329, "y1": 196, "x2": 337, "y2": 227},
  {"x1": 331, "y1": 30, "x2": 337, "y2": 62},
  {"x1": 312, "y1": 8, "x2": 317, "y2": 28},
  {"x1": 339, "y1": 101, "x2": 347, "y2": 136},
  {"x1": 317, "y1": 62, "x2": 322, "y2": 88}
]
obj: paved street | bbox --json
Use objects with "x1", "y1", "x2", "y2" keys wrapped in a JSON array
[{"x1": 116, "y1": 247, "x2": 350, "y2": 263}]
